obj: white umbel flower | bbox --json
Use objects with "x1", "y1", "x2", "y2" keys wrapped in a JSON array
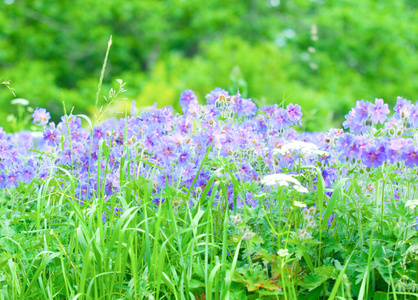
[
  {"x1": 260, "y1": 173, "x2": 309, "y2": 194},
  {"x1": 11, "y1": 98, "x2": 29, "y2": 106},
  {"x1": 405, "y1": 200, "x2": 418, "y2": 210},
  {"x1": 260, "y1": 173, "x2": 301, "y2": 187},
  {"x1": 293, "y1": 201, "x2": 307, "y2": 208},
  {"x1": 293, "y1": 185, "x2": 309, "y2": 194},
  {"x1": 273, "y1": 141, "x2": 328, "y2": 156},
  {"x1": 277, "y1": 249, "x2": 289, "y2": 257}
]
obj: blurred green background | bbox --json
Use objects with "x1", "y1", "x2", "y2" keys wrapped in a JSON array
[{"x1": 1, "y1": 0, "x2": 417, "y2": 131}]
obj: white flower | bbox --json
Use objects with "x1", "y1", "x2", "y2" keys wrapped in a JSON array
[
  {"x1": 254, "y1": 193, "x2": 267, "y2": 199},
  {"x1": 11, "y1": 98, "x2": 29, "y2": 106},
  {"x1": 230, "y1": 214, "x2": 243, "y2": 226},
  {"x1": 273, "y1": 141, "x2": 328, "y2": 157},
  {"x1": 277, "y1": 249, "x2": 289, "y2": 257},
  {"x1": 260, "y1": 173, "x2": 309, "y2": 194},
  {"x1": 260, "y1": 174, "x2": 301, "y2": 187},
  {"x1": 293, "y1": 201, "x2": 307, "y2": 208},
  {"x1": 243, "y1": 231, "x2": 256, "y2": 240},
  {"x1": 293, "y1": 185, "x2": 309, "y2": 194},
  {"x1": 30, "y1": 131, "x2": 44, "y2": 139},
  {"x1": 315, "y1": 150, "x2": 330, "y2": 156},
  {"x1": 405, "y1": 200, "x2": 418, "y2": 210}
]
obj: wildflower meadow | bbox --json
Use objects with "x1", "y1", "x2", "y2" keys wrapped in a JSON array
[{"x1": 1, "y1": 78, "x2": 418, "y2": 299}]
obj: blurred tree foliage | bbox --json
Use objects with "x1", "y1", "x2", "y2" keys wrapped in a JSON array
[{"x1": 0, "y1": 0, "x2": 417, "y2": 131}]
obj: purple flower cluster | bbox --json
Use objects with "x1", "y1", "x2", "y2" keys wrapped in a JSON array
[
  {"x1": 32, "y1": 107, "x2": 51, "y2": 127},
  {"x1": 343, "y1": 98, "x2": 390, "y2": 134},
  {"x1": 1, "y1": 91, "x2": 418, "y2": 221},
  {"x1": 0, "y1": 89, "x2": 309, "y2": 211},
  {"x1": 338, "y1": 97, "x2": 418, "y2": 168}
]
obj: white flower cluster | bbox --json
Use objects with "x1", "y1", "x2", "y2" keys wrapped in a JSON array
[
  {"x1": 273, "y1": 140, "x2": 329, "y2": 157},
  {"x1": 230, "y1": 214, "x2": 243, "y2": 226},
  {"x1": 297, "y1": 228, "x2": 312, "y2": 240},
  {"x1": 293, "y1": 201, "x2": 307, "y2": 208},
  {"x1": 405, "y1": 200, "x2": 418, "y2": 210},
  {"x1": 303, "y1": 206, "x2": 316, "y2": 228},
  {"x1": 277, "y1": 248, "x2": 289, "y2": 257},
  {"x1": 260, "y1": 173, "x2": 308, "y2": 193}
]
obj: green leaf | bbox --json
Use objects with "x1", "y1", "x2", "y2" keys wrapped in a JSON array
[
  {"x1": 189, "y1": 279, "x2": 206, "y2": 289},
  {"x1": 235, "y1": 264, "x2": 282, "y2": 292},
  {"x1": 299, "y1": 266, "x2": 335, "y2": 290},
  {"x1": 321, "y1": 178, "x2": 348, "y2": 232},
  {"x1": 249, "y1": 235, "x2": 264, "y2": 244}
]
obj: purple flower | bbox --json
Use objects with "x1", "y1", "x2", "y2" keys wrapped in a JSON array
[
  {"x1": 76, "y1": 183, "x2": 90, "y2": 201},
  {"x1": 335, "y1": 133, "x2": 354, "y2": 151},
  {"x1": 327, "y1": 213, "x2": 336, "y2": 227},
  {"x1": 401, "y1": 145, "x2": 418, "y2": 168},
  {"x1": 228, "y1": 92, "x2": 243, "y2": 114},
  {"x1": 409, "y1": 104, "x2": 418, "y2": 128},
  {"x1": 241, "y1": 162, "x2": 253, "y2": 175},
  {"x1": 203, "y1": 127, "x2": 226, "y2": 150},
  {"x1": 361, "y1": 145, "x2": 386, "y2": 168},
  {"x1": 0, "y1": 172, "x2": 6, "y2": 189},
  {"x1": 32, "y1": 107, "x2": 51, "y2": 127},
  {"x1": 286, "y1": 104, "x2": 303, "y2": 126},
  {"x1": 384, "y1": 116, "x2": 402, "y2": 134},
  {"x1": 348, "y1": 136, "x2": 368, "y2": 158},
  {"x1": 0, "y1": 127, "x2": 6, "y2": 140},
  {"x1": 102, "y1": 212, "x2": 107, "y2": 224},
  {"x1": 72, "y1": 142, "x2": 85, "y2": 157},
  {"x1": 342, "y1": 108, "x2": 362, "y2": 134},
  {"x1": 152, "y1": 197, "x2": 165, "y2": 206},
  {"x1": 244, "y1": 192, "x2": 258, "y2": 208},
  {"x1": 177, "y1": 117, "x2": 193, "y2": 135},
  {"x1": 105, "y1": 173, "x2": 120, "y2": 195},
  {"x1": 335, "y1": 133, "x2": 355, "y2": 162},
  {"x1": 59, "y1": 149, "x2": 73, "y2": 165},
  {"x1": 60, "y1": 114, "x2": 82, "y2": 129},
  {"x1": 155, "y1": 173, "x2": 173, "y2": 189},
  {"x1": 20, "y1": 166, "x2": 35, "y2": 184},
  {"x1": 43, "y1": 127, "x2": 60, "y2": 147},
  {"x1": 241, "y1": 99, "x2": 257, "y2": 117},
  {"x1": 93, "y1": 125, "x2": 106, "y2": 142},
  {"x1": 394, "y1": 96, "x2": 412, "y2": 119},
  {"x1": 206, "y1": 87, "x2": 229, "y2": 105},
  {"x1": 354, "y1": 100, "x2": 370, "y2": 124},
  {"x1": 385, "y1": 138, "x2": 407, "y2": 164},
  {"x1": 155, "y1": 142, "x2": 177, "y2": 164},
  {"x1": 179, "y1": 89, "x2": 198, "y2": 112},
  {"x1": 260, "y1": 104, "x2": 278, "y2": 117},
  {"x1": 368, "y1": 98, "x2": 389, "y2": 124},
  {"x1": 0, "y1": 140, "x2": 13, "y2": 160},
  {"x1": 271, "y1": 108, "x2": 290, "y2": 129},
  {"x1": 178, "y1": 149, "x2": 192, "y2": 166},
  {"x1": 5, "y1": 171, "x2": 20, "y2": 188},
  {"x1": 130, "y1": 100, "x2": 137, "y2": 116},
  {"x1": 181, "y1": 163, "x2": 197, "y2": 182},
  {"x1": 148, "y1": 109, "x2": 169, "y2": 128}
]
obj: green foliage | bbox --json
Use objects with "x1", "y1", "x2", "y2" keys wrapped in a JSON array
[
  {"x1": 2, "y1": 111, "x2": 418, "y2": 298},
  {"x1": 1, "y1": 0, "x2": 418, "y2": 131}
]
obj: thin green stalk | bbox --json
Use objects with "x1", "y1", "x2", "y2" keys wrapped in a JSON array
[{"x1": 95, "y1": 36, "x2": 112, "y2": 108}]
